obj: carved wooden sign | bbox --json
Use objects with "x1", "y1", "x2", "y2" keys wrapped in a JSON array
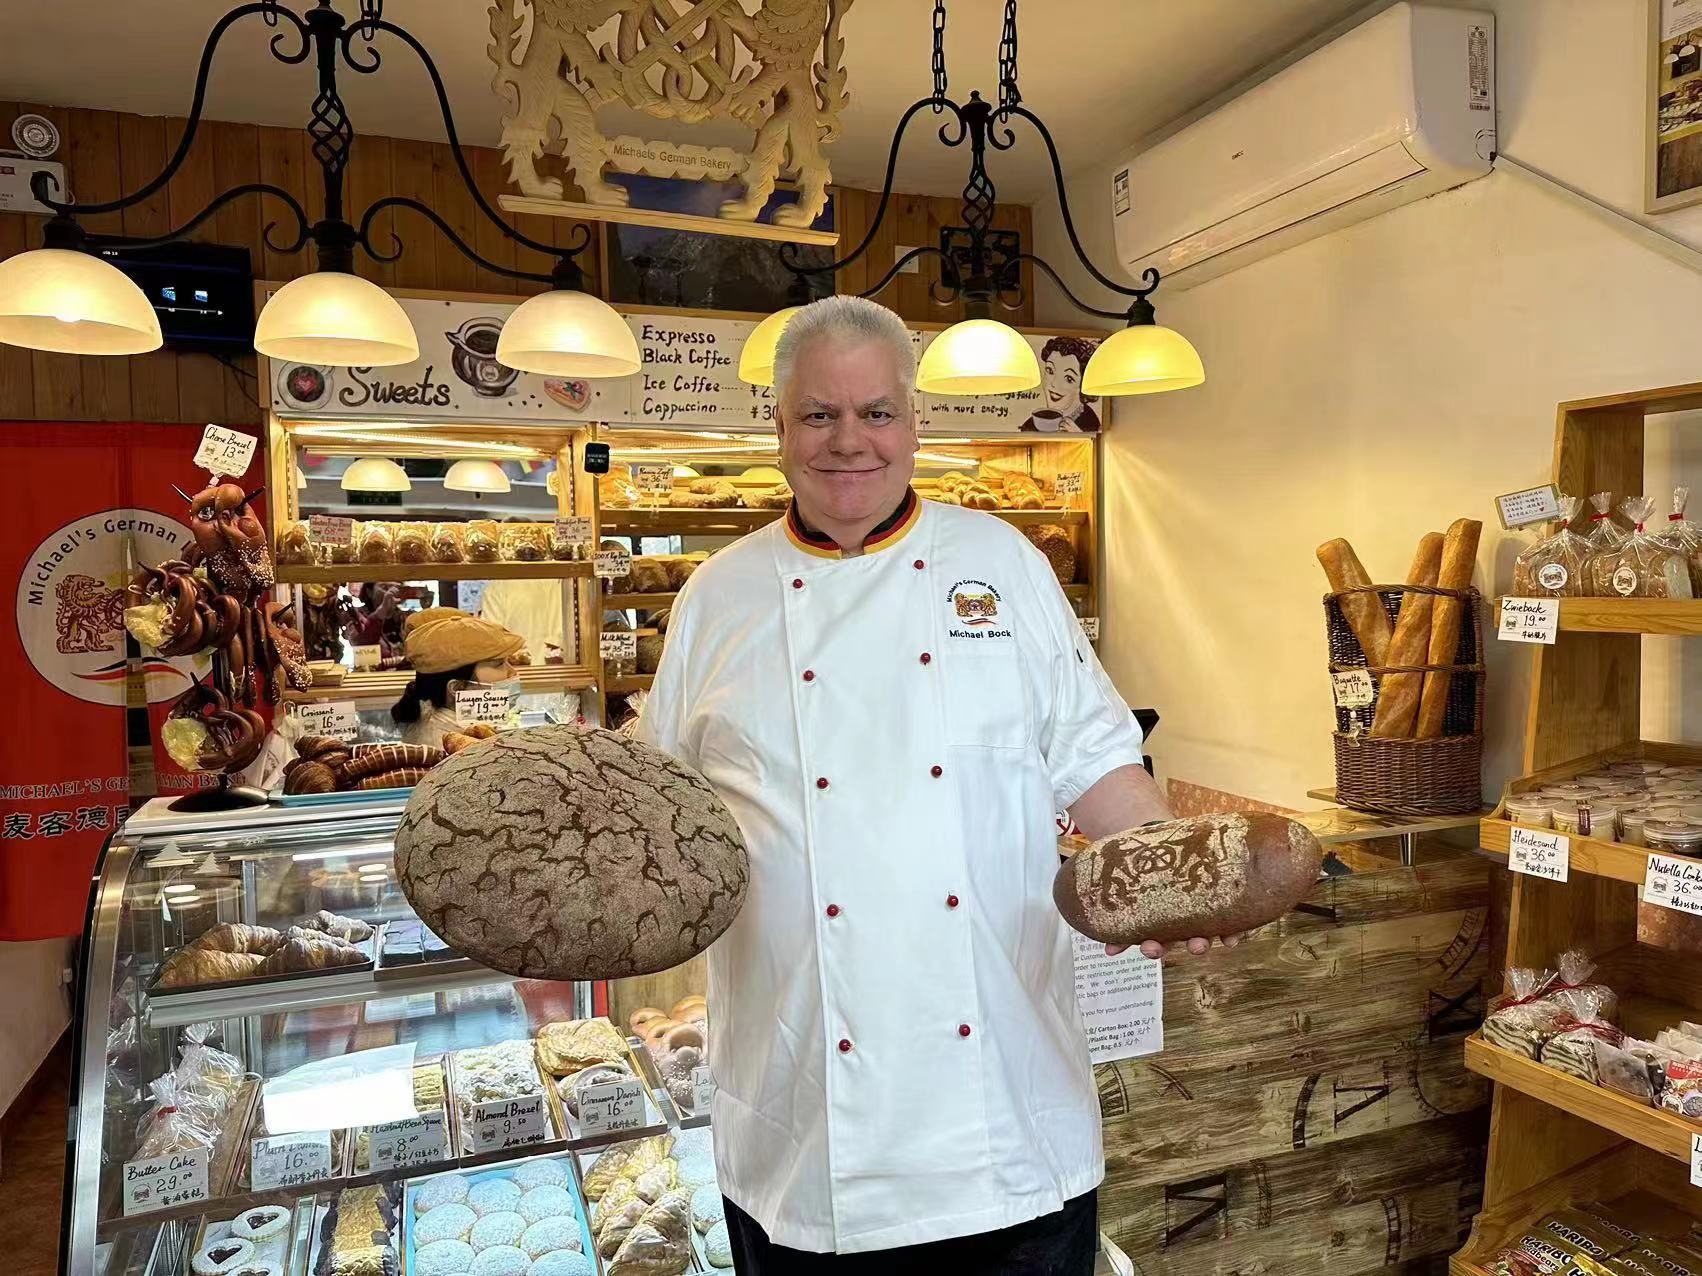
[{"x1": 488, "y1": 0, "x2": 850, "y2": 234}]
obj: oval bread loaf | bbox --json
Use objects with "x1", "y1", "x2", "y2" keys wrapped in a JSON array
[{"x1": 1054, "y1": 813, "x2": 1322, "y2": 945}]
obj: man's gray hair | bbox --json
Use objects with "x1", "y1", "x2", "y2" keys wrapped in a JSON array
[{"x1": 772, "y1": 295, "x2": 916, "y2": 401}]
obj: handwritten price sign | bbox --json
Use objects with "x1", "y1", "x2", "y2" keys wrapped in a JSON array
[
  {"x1": 632, "y1": 463, "x2": 674, "y2": 495},
  {"x1": 369, "y1": 1111, "x2": 448, "y2": 1171},
  {"x1": 454, "y1": 687, "x2": 510, "y2": 726},
  {"x1": 1646, "y1": 852, "x2": 1702, "y2": 916},
  {"x1": 578, "y1": 1078, "x2": 647, "y2": 1136},
  {"x1": 122, "y1": 1150, "x2": 209, "y2": 1216},
  {"x1": 600, "y1": 632, "x2": 637, "y2": 662},
  {"x1": 691, "y1": 1065, "x2": 715, "y2": 1112},
  {"x1": 471, "y1": 1095, "x2": 548, "y2": 1152},
  {"x1": 1507, "y1": 826, "x2": 1570, "y2": 882},
  {"x1": 595, "y1": 547, "x2": 633, "y2": 580},
  {"x1": 554, "y1": 516, "x2": 592, "y2": 547},
  {"x1": 250, "y1": 1130, "x2": 333, "y2": 1190},
  {"x1": 193, "y1": 425, "x2": 259, "y2": 478},
  {"x1": 293, "y1": 700, "x2": 358, "y2": 743}
]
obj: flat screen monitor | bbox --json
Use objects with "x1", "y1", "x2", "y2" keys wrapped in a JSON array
[{"x1": 95, "y1": 238, "x2": 255, "y2": 352}]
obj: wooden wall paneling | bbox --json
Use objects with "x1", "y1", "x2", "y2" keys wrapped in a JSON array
[
  {"x1": 988, "y1": 200, "x2": 1035, "y2": 328},
  {"x1": 502, "y1": 143, "x2": 556, "y2": 295},
  {"x1": 0, "y1": 102, "x2": 34, "y2": 420},
  {"x1": 553, "y1": 210, "x2": 598, "y2": 299},
  {"x1": 68, "y1": 108, "x2": 133, "y2": 421},
  {"x1": 829, "y1": 184, "x2": 866, "y2": 296},
  {"x1": 119, "y1": 112, "x2": 180, "y2": 423},
  {"x1": 892, "y1": 194, "x2": 929, "y2": 319},
  {"x1": 346, "y1": 131, "x2": 396, "y2": 289},
  {"x1": 167, "y1": 115, "x2": 228, "y2": 426},
  {"x1": 429, "y1": 141, "x2": 479, "y2": 294},
  {"x1": 256, "y1": 125, "x2": 311, "y2": 284},
  {"x1": 208, "y1": 120, "x2": 265, "y2": 426},
  {"x1": 386, "y1": 137, "x2": 439, "y2": 291},
  {"x1": 922, "y1": 194, "x2": 960, "y2": 324},
  {"x1": 471, "y1": 145, "x2": 518, "y2": 296},
  {"x1": 23, "y1": 104, "x2": 86, "y2": 421}
]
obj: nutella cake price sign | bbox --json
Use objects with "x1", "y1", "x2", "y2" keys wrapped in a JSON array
[
  {"x1": 369, "y1": 1110, "x2": 448, "y2": 1171},
  {"x1": 471, "y1": 1095, "x2": 549, "y2": 1151},
  {"x1": 122, "y1": 1150, "x2": 209, "y2": 1216},
  {"x1": 250, "y1": 1130, "x2": 333, "y2": 1190},
  {"x1": 1508, "y1": 826, "x2": 1570, "y2": 883},
  {"x1": 1646, "y1": 853, "x2": 1702, "y2": 916},
  {"x1": 579, "y1": 1077, "x2": 647, "y2": 1136}
]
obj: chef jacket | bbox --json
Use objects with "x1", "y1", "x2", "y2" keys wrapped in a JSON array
[{"x1": 635, "y1": 492, "x2": 1146, "y2": 1254}]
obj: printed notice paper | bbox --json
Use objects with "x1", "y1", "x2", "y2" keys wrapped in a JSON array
[{"x1": 1071, "y1": 931, "x2": 1163, "y2": 1065}]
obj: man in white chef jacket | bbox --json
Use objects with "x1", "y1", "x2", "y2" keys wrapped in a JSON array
[{"x1": 638, "y1": 296, "x2": 1219, "y2": 1273}]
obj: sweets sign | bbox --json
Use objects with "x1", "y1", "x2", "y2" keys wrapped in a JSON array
[{"x1": 268, "y1": 295, "x2": 1101, "y2": 434}]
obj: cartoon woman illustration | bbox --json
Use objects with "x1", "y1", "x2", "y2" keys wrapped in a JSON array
[{"x1": 1020, "y1": 335, "x2": 1101, "y2": 433}]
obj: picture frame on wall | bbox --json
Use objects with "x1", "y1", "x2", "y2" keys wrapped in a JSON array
[{"x1": 1648, "y1": 0, "x2": 1702, "y2": 211}]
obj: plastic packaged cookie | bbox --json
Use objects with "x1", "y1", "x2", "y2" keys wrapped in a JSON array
[
  {"x1": 358, "y1": 522, "x2": 395, "y2": 564},
  {"x1": 465, "y1": 521, "x2": 501, "y2": 564},
  {"x1": 1587, "y1": 496, "x2": 1693, "y2": 598},
  {"x1": 1538, "y1": 988, "x2": 1623, "y2": 1083},
  {"x1": 1512, "y1": 495, "x2": 1590, "y2": 596},
  {"x1": 1656, "y1": 485, "x2": 1702, "y2": 595},
  {"x1": 432, "y1": 523, "x2": 466, "y2": 563},
  {"x1": 502, "y1": 524, "x2": 550, "y2": 563},
  {"x1": 1481, "y1": 968, "x2": 1568, "y2": 1058},
  {"x1": 395, "y1": 523, "x2": 432, "y2": 565}
]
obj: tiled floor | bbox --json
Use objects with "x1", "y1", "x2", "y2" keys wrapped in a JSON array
[{"x1": 1, "y1": 1037, "x2": 68, "y2": 1276}]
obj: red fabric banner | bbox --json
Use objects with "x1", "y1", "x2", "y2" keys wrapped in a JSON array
[{"x1": 0, "y1": 422, "x2": 263, "y2": 939}]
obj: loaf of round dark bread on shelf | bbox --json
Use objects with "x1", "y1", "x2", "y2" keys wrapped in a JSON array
[
  {"x1": 1054, "y1": 813, "x2": 1323, "y2": 945},
  {"x1": 393, "y1": 724, "x2": 748, "y2": 980}
]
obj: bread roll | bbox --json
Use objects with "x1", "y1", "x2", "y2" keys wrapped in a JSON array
[
  {"x1": 1316, "y1": 538, "x2": 1392, "y2": 667},
  {"x1": 1054, "y1": 813, "x2": 1323, "y2": 945},
  {"x1": 1414, "y1": 518, "x2": 1483, "y2": 739},
  {"x1": 157, "y1": 948, "x2": 267, "y2": 988},
  {"x1": 1368, "y1": 532, "x2": 1445, "y2": 738}
]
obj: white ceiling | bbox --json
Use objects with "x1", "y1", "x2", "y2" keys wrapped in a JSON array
[{"x1": 0, "y1": 0, "x2": 1370, "y2": 200}]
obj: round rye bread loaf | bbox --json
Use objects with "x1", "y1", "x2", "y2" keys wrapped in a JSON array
[
  {"x1": 1054, "y1": 813, "x2": 1323, "y2": 945},
  {"x1": 394, "y1": 725, "x2": 749, "y2": 980}
]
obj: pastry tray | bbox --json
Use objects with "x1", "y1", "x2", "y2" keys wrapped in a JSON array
[
  {"x1": 534, "y1": 1025, "x2": 672, "y2": 1150},
  {"x1": 629, "y1": 1037, "x2": 703, "y2": 1131},
  {"x1": 372, "y1": 921, "x2": 459, "y2": 971},
  {"x1": 573, "y1": 1138, "x2": 713, "y2": 1273},
  {"x1": 444, "y1": 1046, "x2": 564, "y2": 1161},
  {"x1": 146, "y1": 930, "x2": 379, "y2": 1002},
  {"x1": 270, "y1": 786, "x2": 416, "y2": 808},
  {"x1": 309, "y1": 1182, "x2": 401, "y2": 1276},
  {"x1": 189, "y1": 1196, "x2": 316, "y2": 1276},
  {"x1": 346, "y1": 1057, "x2": 458, "y2": 1178},
  {"x1": 402, "y1": 1153, "x2": 596, "y2": 1276}
]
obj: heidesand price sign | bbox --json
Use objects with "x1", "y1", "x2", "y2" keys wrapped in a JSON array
[
  {"x1": 368, "y1": 1110, "x2": 448, "y2": 1171},
  {"x1": 578, "y1": 1077, "x2": 647, "y2": 1137},
  {"x1": 122, "y1": 1150, "x2": 209, "y2": 1216},
  {"x1": 471, "y1": 1095, "x2": 548, "y2": 1152},
  {"x1": 250, "y1": 1130, "x2": 334, "y2": 1191},
  {"x1": 193, "y1": 424, "x2": 259, "y2": 477},
  {"x1": 1646, "y1": 852, "x2": 1702, "y2": 916},
  {"x1": 1507, "y1": 826, "x2": 1570, "y2": 882}
]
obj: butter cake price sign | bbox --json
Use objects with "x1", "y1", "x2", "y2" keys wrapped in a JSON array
[
  {"x1": 250, "y1": 1130, "x2": 334, "y2": 1190},
  {"x1": 1507, "y1": 826, "x2": 1569, "y2": 882},
  {"x1": 122, "y1": 1150, "x2": 209, "y2": 1216},
  {"x1": 471, "y1": 1095, "x2": 548, "y2": 1152},
  {"x1": 369, "y1": 1111, "x2": 448, "y2": 1171},
  {"x1": 1646, "y1": 852, "x2": 1702, "y2": 916},
  {"x1": 578, "y1": 1077, "x2": 647, "y2": 1137}
]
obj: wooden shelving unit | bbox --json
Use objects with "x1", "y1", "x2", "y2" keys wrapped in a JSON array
[
  {"x1": 292, "y1": 663, "x2": 597, "y2": 704},
  {"x1": 1459, "y1": 382, "x2": 1702, "y2": 1267},
  {"x1": 277, "y1": 560, "x2": 593, "y2": 585}
]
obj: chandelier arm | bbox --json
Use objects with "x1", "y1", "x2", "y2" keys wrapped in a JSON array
[
  {"x1": 857, "y1": 244, "x2": 956, "y2": 302},
  {"x1": 780, "y1": 95, "x2": 961, "y2": 277},
  {"x1": 357, "y1": 195, "x2": 555, "y2": 283},
  {"x1": 81, "y1": 183, "x2": 313, "y2": 255},
  {"x1": 340, "y1": 16, "x2": 566, "y2": 261},
  {"x1": 31, "y1": 2, "x2": 311, "y2": 217},
  {"x1": 998, "y1": 252, "x2": 1141, "y2": 322},
  {"x1": 1002, "y1": 103, "x2": 1155, "y2": 302}
]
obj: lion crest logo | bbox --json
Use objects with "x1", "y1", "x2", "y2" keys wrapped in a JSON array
[
  {"x1": 55, "y1": 574, "x2": 127, "y2": 655},
  {"x1": 953, "y1": 592, "x2": 998, "y2": 625}
]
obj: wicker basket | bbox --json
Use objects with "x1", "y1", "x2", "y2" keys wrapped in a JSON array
[{"x1": 1325, "y1": 584, "x2": 1485, "y2": 818}]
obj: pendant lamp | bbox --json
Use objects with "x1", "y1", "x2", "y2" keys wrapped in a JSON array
[
  {"x1": 443, "y1": 459, "x2": 511, "y2": 495},
  {"x1": 1082, "y1": 321, "x2": 1205, "y2": 397},
  {"x1": 916, "y1": 317, "x2": 1039, "y2": 395},
  {"x1": 255, "y1": 272, "x2": 418, "y2": 367},
  {"x1": 0, "y1": 247, "x2": 162, "y2": 355},
  {"x1": 738, "y1": 306, "x2": 801, "y2": 387},
  {"x1": 341, "y1": 457, "x2": 411, "y2": 492},
  {"x1": 495, "y1": 288, "x2": 640, "y2": 377}
]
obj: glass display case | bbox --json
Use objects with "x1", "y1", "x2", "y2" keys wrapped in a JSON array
[{"x1": 63, "y1": 801, "x2": 714, "y2": 1276}]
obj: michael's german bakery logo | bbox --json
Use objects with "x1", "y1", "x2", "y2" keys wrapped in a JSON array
[{"x1": 946, "y1": 580, "x2": 1012, "y2": 641}]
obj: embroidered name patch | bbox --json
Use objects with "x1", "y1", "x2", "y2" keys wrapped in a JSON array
[{"x1": 946, "y1": 579, "x2": 1013, "y2": 641}]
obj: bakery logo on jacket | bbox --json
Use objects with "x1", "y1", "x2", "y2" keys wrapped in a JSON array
[
  {"x1": 16, "y1": 510, "x2": 204, "y2": 707},
  {"x1": 946, "y1": 580, "x2": 1012, "y2": 640}
]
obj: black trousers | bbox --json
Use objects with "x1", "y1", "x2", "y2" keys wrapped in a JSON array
[{"x1": 721, "y1": 1190, "x2": 1099, "y2": 1275}]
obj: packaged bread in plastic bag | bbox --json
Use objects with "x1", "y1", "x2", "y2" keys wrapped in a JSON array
[
  {"x1": 501, "y1": 523, "x2": 550, "y2": 562},
  {"x1": 177, "y1": 1022, "x2": 244, "y2": 1111},
  {"x1": 1538, "y1": 988, "x2": 1623, "y2": 1083},
  {"x1": 1481, "y1": 967, "x2": 1568, "y2": 1058},
  {"x1": 1583, "y1": 491, "x2": 1627, "y2": 560},
  {"x1": 464, "y1": 519, "x2": 501, "y2": 563},
  {"x1": 394, "y1": 522, "x2": 431, "y2": 564},
  {"x1": 1589, "y1": 496, "x2": 1694, "y2": 598},
  {"x1": 276, "y1": 521, "x2": 317, "y2": 566},
  {"x1": 134, "y1": 1072, "x2": 221, "y2": 1157},
  {"x1": 1657, "y1": 485, "x2": 1702, "y2": 595},
  {"x1": 1512, "y1": 495, "x2": 1589, "y2": 596},
  {"x1": 357, "y1": 522, "x2": 393, "y2": 564},
  {"x1": 431, "y1": 523, "x2": 465, "y2": 563},
  {"x1": 1551, "y1": 949, "x2": 1620, "y2": 1022}
]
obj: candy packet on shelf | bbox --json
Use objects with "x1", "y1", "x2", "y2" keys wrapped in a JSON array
[
  {"x1": 1594, "y1": 1036, "x2": 1664, "y2": 1105},
  {"x1": 1661, "y1": 1054, "x2": 1702, "y2": 1118},
  {"x1": 1588, "y1": 496, "x2": 1694, "y2": 598},
  {"x1": 1513, "y1": 494, "x2": 1590, "y2": 596}
]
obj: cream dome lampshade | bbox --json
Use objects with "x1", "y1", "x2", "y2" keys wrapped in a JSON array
[
  {"x1": 496, "y1": 289, "x2": 640, "y2": 376},
  {"x1": 341, "y1": 457, "x2": 411, "y2": 492},
  {"x1": 1082, "y1": 321, "x2": 1205, "y2": 396},
  {"x1": 443, "y1": 459, "x2": 511, "y2": 496},
  {"x1": 916, "y1": 318, "x2": 1040, "y2": 395},
  {"x1": 255, "y1": 272, "x2": 419, "y2": 367},
  {"x1": 738, "y1": 305, "x2": 801, "y2": 387},
  {"x1": 0, "y1": 248, "x2": 163, "y2": 355}
]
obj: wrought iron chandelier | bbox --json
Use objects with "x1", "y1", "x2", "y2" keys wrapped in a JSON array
[
  {"x1": 0, "y1": 0, "x2": 639, "y2": 377},
  {"x1": 740, "y1": 0, "x2": 1204, "y2": 398}
]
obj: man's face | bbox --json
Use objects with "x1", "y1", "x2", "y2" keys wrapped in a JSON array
[{"x1": 778, "y1": 336, "x2": 918, "y2": 528}]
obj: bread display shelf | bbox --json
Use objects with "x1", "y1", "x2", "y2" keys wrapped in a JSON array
[
  {"x1": 144, "y1": 951, "x2": 514, "y2": 1029},
  {"x1": 1497, "y1": 595, "x2": 1702, "y2": 636},
  {"x1": 603, "y1": 582, "x2": 1091, "y2": 611},
  {"x1": 278, "y1": 561, "x2": 594, "y2": 584},
  {"x1": 1463, "y1": 1035, "x2": 1699, "y2": 1163},
  {"x1": 146, "y1": 930, "x2": 379, "y2": 1007},
  {"x1": 539, "y1": 1034, "x2": 672, "y2": 1150},
  {"x1": 606, "y1": 674, "x2": 655, "y2": 694},
  {"x1": 295, "y1": 663, "x2": 597, "y2": 704},
  {"x1": 601, "y1": 506, "x2": 1090, "y2": 537}
]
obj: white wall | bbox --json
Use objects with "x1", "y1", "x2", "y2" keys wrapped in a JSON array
[
  {"x1": 1034, "y1": 0, "x2": 1702, "y2": 808},
  {"x1": 0, "y1": 939, "x2": 72, "y2": 1115}
]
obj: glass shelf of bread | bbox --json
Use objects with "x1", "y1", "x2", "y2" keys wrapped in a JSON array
[
  {"x1": 64, "y1": 803, "x2": 646, "y2": 1273},
  {"x1": 266, "y1": 420, "x2": 600, "y2": 581}
]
